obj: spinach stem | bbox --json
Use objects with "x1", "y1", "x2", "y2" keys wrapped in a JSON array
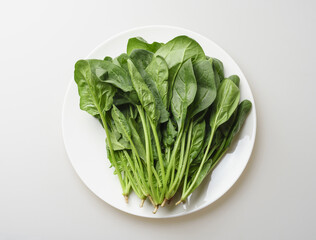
[
  {"x1": 149, "y1": 119, "x2": 166, "y2": 187},
  {"x1": 168, "y1": 121, "x2": 193, "y2": 196},
  {"x1": 99, "y1": 112, "x2": 125, "y2": 193},
  {"x1": 163, "y1": 129, "x2": 183, "y2": 197},
  {"x1": 182, "y1": 127, "x2": 216, "y2": 200},
  {"x1": 137, "y1": 105, "x2": 157, "y2": 204}
]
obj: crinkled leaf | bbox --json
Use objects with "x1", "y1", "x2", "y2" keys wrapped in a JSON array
[
  {"x1": 162, "y1": 119, "x2": 177, "y2": 147},
  {"x1": 130, "y1": 50, "x2": 169, "y2": 123},
  {"x1": 74, "y1": 59, "x2": 116, "y2": 117},
  {"x1": 111, "y1": 105, "x2": 131, "y2": 140}
]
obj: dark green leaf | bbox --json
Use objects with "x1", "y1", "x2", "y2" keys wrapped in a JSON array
[
  {"x1": 162, "y1": 119, "x2": 177, "y2": 147},
  {"x1": 171, "y1": 59, "x2": 197, "y2": 130},
  {"x1": 189, "y1": 60, "x2": 217, "y2": 118},
  {"x1": 189, "y1": 120, "x2": 206, "y2": 162},
  {"x1": 127, "y1": 59, "x2": 160, "y2": 124},
  {"x1": 130, "y1": 50, "x2": 169, "y2": 123},
  {"x1": 224, "y1": 100, "x2": 252, "y2": 149},
  {"x1": 146, "y1": 56, "x2": 169, "y2": 108},
  {"x1": 210, "y1": 79, "x2": 240, "y2": 130},
  {"x1": 74, "y1": 59, "x2": 116, "y2": 117},
  {"x1": 228, "y1": 75, "x2": 240, "y2": 87},
  {"x1": 155, "y1": 35, "x2": 206, "y2": 107}
]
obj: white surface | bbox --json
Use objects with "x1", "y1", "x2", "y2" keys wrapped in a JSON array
[
  {"x1": 0, "y1": 0, "x2": 315, "y2": 238},
  {"x1": 62, "y1": 26, "x2": 257, "y2": 218}
]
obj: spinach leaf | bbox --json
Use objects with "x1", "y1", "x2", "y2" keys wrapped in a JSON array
[
  {"x1": 113, "y1": 53, "x2": 130, "y2": 73},
  {"x1": 129, "y1": 118, "x2": 146, "y2": 160},
  {"x1": 189, "y1": 120, "x2": 206, "y2": 162},
  {"x1": 129, "y1": 49, "x2": 153, "y2": 71},
  {"x1": 228, "y1": 75, "x2": 240, "y2": 87},
  {"x1": 210, "y1": 79, "x2": 240, "y2": 130},
  {"x1": 212, "y1": 58, "x2": 224, "y2": 82},
  {"x1": 188, "y1": 60, "x2": 217, "y2": 118},
  {"x1": 146, "y1": 56, "x2": 169, "y2": 108},
  {"x1": 224, "y1": 100, "x2": 252, "y2": 149},
  {"x1": 130, "y1": 50, "x2": 169, "y2": 123},
  {"x1": 100, "y1": 60, "x2": 133, "y2": 92},
  {"x1": 74, "y1": 59, "x2": 116, "y2": 117},
  {"x1": 106, "y1": 130, "x2": 131, "y2": 151},
  {"x1": 104, "y1": 56, "x2": 112, "y2": 61},
  {"x1": 155, "y1": 36, "x2": 205, "y2": 107},
  {"x1": 162, "y1": 119, "x2": 177, "y2": 148},
  {"x1": 127, "y1": 59, "x2": 160, "y2": 125},
  {"x1": 111, "y1": 105, "x2": 131, "y2": 140},
  {"x1": 171, "y1": 59, "x2": 197, "y2": 130},
  {"x1": 127, "y1": 37, "x2": 163, "y2": 55}
]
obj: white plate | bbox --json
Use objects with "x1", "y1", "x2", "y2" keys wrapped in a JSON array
[{"x1": 62, "y1": 25, "x2": 257, "y2": 218}]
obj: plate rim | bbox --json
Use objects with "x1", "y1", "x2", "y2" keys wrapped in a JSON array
[{"x1": 62, "y1": 25, "x2": 257, "y2": 218}]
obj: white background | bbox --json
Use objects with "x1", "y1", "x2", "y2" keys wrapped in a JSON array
[{"x1": 0, "y1": 0, "x2": 315, "y2": 239}]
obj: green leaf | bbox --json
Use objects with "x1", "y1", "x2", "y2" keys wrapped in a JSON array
[
  {"x1": 228, "y1": 75, "x2": 240, "y2": 87},
  {"x1": 162, "y1": 119, "x2": 177, "y2": 147},
  {"x1": 188, "y1": 60, "x2": 217, "y2": 118},
  {"x1": 111, "y1": 105, "x2": 131, "y2": 140},
  {"x1": 212, "y1": 58, "x2": 224, "y2": 82},
  {"x1": 100, "y1": 60, "x2": 133, "y2": 92},
  {"x1": 189, "y1": 120, "x2": 206, "y2": 162},
  {"x1": 146, "y1": 56, "x2": 169, "y2": 108},
  {"x1": 104, "y1": 56, "x2": 112, "y2": 62},
  {"x1": 128, "y1": 118, "x2": 146, "y2": 160},
  {"x1": 127, "y1": 37, "x2": 163, "y2": 55},
  {"x1": 112, "y1": 53, "x2": 130, "y2": 73},
  {"x1": 129, "y1": 49, "x2": 154, "y2": 72},
  {"x1": 127, "y1": 59, "x2": 160, "y2": 124},
  {"x1": 210, "y1": 79, "x2": 240, "y2": 130},
  {"x1": 106, "y1": 131, "x2": 131, "y2": 151},
  {"x1": 171, "y1": 59, "x2": 197, "y2": 130},
  {"x1": 74, "y1": 59, "x2": 116, "y2": 117},
  {"x1": 224, "y1": 100, "x2": 252, "y2": 149},
  {"x1": 155, "y1": 35, "x2": 206, "y2": 107},
  {"x1": 130, "y1": 50, "x2": 169, "y2": 123}
]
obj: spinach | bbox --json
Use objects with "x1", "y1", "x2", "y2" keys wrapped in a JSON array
[
  {"x1": 155, "y1": 35, "x2": 206, "y2": 108},
  {"x1": 127, "y1": 37, "x2": 163, "y2": 55},
  {"x1": 74, "y1": 35, "x2": 252, "y2": 212},
  {"x1": 188, "y1": 60, "x2": 217, "y2": 118},
  {"x1": 171, "y1": 59, "x2": 197, "y2": 130}
]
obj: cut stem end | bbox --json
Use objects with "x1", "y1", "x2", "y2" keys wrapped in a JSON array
[
  {"x1": 161, "y1": 198, "x2": 168, "y2": 207},
  {"x1": 153, "y1": 205, "x2": 159, "y2": 214},
  {"x1": 140, "y1": 199, "x2": 145, "y2": 208}
]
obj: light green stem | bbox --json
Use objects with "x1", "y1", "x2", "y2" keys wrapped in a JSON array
[{"x1": 182, "y1": 127, "x2": 216, "y2": 199}]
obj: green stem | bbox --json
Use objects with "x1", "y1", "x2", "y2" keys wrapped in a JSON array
[
  {"x1": 163, "y1": 129, "x2": 183, "y2": 196},
  {"x1": 137, "y1": 105, "x2": 156, "y2": 202},
  {"x1": 126, "y1": 140, "x2": 148, "y2": 195},
  {"x1": 120, "y1": 151, "x2": 144, "y2": 199},
  {"x1": 100, "y1": 112, "x2": 125, "y2": 191},
  {"x1": 123, "y1": 150, "x2": 147, "y2": 196},
  {"x1": 182, "y1": 127, "x2": 216, "y2": 199},
  {"x1": 149, "y1": 118, "x2": 166, "y2": 186},
  {"x1": 168, "y1": 121, "x2": 193, "y2": 197}
]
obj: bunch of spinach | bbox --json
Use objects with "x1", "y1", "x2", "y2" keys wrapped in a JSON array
[{"x1": 74, "y1": 36, "x2": 252, "y2": 213}]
